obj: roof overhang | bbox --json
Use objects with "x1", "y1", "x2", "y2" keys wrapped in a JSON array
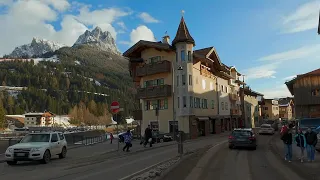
[
  {"x1": 285, "y1": 78, "x2": 296, "y2": 95},
  {"x1": 243, "y1": 88, "x2": 264, "y2": 97},
  {"x1": 123, "y1": 40, "x2": 174, "y2": 58}
]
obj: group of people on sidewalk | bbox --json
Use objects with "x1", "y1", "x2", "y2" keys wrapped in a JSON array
[{"x1": 280, "y1": 124, "x2": 318, "y2": 163}]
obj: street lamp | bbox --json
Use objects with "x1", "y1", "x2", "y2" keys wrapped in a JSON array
[{"x1": 172, "y1": 63, "x2": 183, "y2": 140}]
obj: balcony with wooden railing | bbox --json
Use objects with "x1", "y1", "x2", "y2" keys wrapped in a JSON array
[
  {"x1": 136, "y1": 85, "x2": 172, "y2": 99},
  {"x1": 136, "y1": 60, "x2": 171, "y2": 77},
  {"x1": 229, "y1": 93, "x2": 239, "y2": 101}
]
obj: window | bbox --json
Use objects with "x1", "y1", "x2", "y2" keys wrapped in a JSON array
[
  {"x1": 145, "y1": 99, "x2": 168, "y2": 110},
  {"x1": 176, "y1": 76, "x2": 179, "y2": 86},
  {"x1": 225, "y1": 102, "x2": 228, "y2": 110},
  {"x1": 202, "y1": 99, "x2": 208, "y2": 109},
  {"x1": 312, "y1": 89, "x2": 320, "y2": 96},
  {"x1": 210, "y1": 82, "x2": 213, "y2": 90},
  {"x1": 144, "y1": 78, "x2": 164, "y2": 87},
  {"x1": 58, "y1": 133, "x2": 65, "y2": 140},
  {"x1": 189, "y1": 75, "x2": 192, "y2": 85},
  {"x1": 178, "y1": 97, "x2": 180, "y2": 108},
  {"x1": 183, "y1": 96, "x2": 186, "y2": 107},
  {"x1": 211, "y1": 100, "x2": 215, "y2": 109},
  {"x1": 182, "y1": 75, "x2": 186, "y2": 85},
  {"x1": 149, "y1": 56, "x2": 161, "y2": 64},
  {"x1": 221, "y1": 85, "x2": 223, "y2": 92},
  {"x1": 169, "y1": 121, "x2": 178, "y2": 133},
  {"x1": 181, "y1": 50, "x2": 185, "y2": 61},
  {"x1": 264, "y1": 107, "x2": 268, "y2": 110},
  {"x1": 194, "y1": 97, "x2": 200, "y2": 108},
  {"x1": 190, "y1": 96, "x2": 193, "y2": 108},
  {"x1": 188, "y1": 51, "x2": 192, "y2": 62},
  {"x1": 202, "y1": 79, "x2": 206, "y2": 90},
  {"x1": 225, "y1": 86, "x2": 228, "y2": 93},
  {"x1": 221, "y1": 102, "x2": 224, "y2": 110},
  {"x1": 51, "y1": 134, "x2": 58, "y2": 142}
]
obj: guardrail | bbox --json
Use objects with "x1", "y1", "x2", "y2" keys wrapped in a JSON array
[{"x1": 74, "y1": 135, "x2": 105, "y2": 146}]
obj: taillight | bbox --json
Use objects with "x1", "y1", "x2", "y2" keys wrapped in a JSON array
[
  {"x1": 248, "y1": 137, "x2": 255, "y2": 140},
  {"x1": 228, "y1": 136, "x2": 235, "y2": 139}
]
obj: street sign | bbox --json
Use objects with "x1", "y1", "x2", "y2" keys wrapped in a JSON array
[{"x1": 111, "y1": 101, "x2": 120, "y2": 114}]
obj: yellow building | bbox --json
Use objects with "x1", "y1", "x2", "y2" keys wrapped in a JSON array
[
  {"x1": 242, "y1": 87, "x2": 263, "y2": 128},
  {"x1": 261, "y1": 99, "x2": 279, "y2": 120},
  {"x1": 278, "y1": 97, "x2": 294, "y2": 120},
  {"x1": 125, "y1": 16, "x2": 244, "y2": 139}
]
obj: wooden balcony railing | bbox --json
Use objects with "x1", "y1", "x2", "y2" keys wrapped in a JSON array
[
  {"x1": 136, "y1": 85, "x2": 172, "y2": 99},
  {"x1": 136, "y1": 60, "x2": 171, "y2": 77}
]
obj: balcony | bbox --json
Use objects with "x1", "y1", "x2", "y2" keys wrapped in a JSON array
[
  {"x1": 132, "y1": 110, "x2": 142, "y2": 120},
  {"x1": 229, "y1": 93, "x2": 239, "y2": 101},
  {"x1": 136, "y1": 85, "x2": 172, "y2": 99},
  {"x1": 230, "y1": 109, "x2": 241, "y2": 115},
  {"x1": 136, "y1": 60, "x2": 171, "y2": 77}
]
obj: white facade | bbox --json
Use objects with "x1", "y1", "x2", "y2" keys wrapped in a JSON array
[{"x1": 217, "y1": 77, "x2": 231, "y2": 116}]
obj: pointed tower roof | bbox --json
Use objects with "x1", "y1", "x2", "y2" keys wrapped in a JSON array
[{"x1": 172, "y1": 17, "x2": 195, "y2": 46}]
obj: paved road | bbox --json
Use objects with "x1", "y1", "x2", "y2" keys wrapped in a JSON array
[
  {"x1": 163, "y1": 135, "x2": 308, "y2": 180},
  {"x1": 0, "y1": 134, "x2": 228, "y2": 180}
]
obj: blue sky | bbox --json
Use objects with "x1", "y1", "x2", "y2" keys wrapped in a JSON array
[{"x1": 0, "y1": 0, "x2": 320, "y2": 98}]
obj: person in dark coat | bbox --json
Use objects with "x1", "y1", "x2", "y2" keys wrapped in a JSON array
[
  {"x1": 281, "y1": 128, "x2": 293, "y2": 162},
  {"x1": 294, "y1": 129, "x2": 306, "y2": 162},
  {"x1": 304, "y1": 127, "x2": 318, "y2": 162},
  {"x1": 144, "y1": 125, "x2": 153, "y2": 147}
]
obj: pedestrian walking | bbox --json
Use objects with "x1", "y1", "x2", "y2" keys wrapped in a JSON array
[
  {"x1": 110, "y1": 132, "x2": 114, "y2": 144},
  {"x1": 122, "y1": 130, "x2": 132, "y2": 152},
  {"x1": 281, "y1": 127, "x2": 293, "y2": 162},
  {"x1": 304, "y1": 127, "x2": 318, "y2": 162},
  {"x1": 294, "y1": 129, "x2": 306, "y2": 162},
  {"x1": 144, "y1": 125, "x2": 153, "y2": 147}
]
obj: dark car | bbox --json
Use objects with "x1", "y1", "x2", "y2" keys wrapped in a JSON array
[
  {"x1": 152, "y1": 131, "x2": 173, "y2": 143},
  {"x1": 228, "y1": 128, "x2": 257, "y2": 150}
]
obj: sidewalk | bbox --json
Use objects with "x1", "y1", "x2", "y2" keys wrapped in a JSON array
[{"x1": 270, "y1": 135, "x2": 320, "y2": 179}]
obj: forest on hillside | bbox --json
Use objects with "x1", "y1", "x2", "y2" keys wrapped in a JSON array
[{"x1": 0, "y1": 58, "x2": 137, "y2": 127}]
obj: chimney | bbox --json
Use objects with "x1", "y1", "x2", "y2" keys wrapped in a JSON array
[{"x1": 162, "y1": 35, "x2": 170, "y2": 44}]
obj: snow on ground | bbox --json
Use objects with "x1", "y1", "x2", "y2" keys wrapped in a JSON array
[{"x1": 33, "y1": 55, "x2": 59, "y2": 64}]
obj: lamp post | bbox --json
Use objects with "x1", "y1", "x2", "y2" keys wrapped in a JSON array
[{"x1": 172, "y1": 63, "x2": 183, "y2": 140}]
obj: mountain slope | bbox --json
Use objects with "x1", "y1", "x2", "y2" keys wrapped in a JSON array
[
  {"x1": 73, "y1": 27, "x2": 121, "y2": 55},
  {"x1": 9, "y1": 38, "x2": 66, "y2": 58}
]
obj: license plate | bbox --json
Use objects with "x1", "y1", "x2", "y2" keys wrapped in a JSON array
[
  {"x1": 16, "y1": 153, "x2": 25, "y2": 157},
  {"x1": 237, "y1": 139, "x2": 246, "y2": 141}
]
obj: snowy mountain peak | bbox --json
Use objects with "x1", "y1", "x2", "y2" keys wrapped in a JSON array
[
  {"x1": 9, "y1": 38, "x2": 66, "y2": 58},
  {"x1": 73, "y1": 27, "x2": 120, "y2": 55}
]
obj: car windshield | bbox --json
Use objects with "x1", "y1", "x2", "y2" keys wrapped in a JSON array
[
  {"x1": 261, "y1": 125, "x2": 271, "y2": 128},
  {"x1": 232, "y1": 131, "x2": 252, "y2": 137},
  {"x1": 20, "y1": 134, "x2": 50, "y2": 143}
]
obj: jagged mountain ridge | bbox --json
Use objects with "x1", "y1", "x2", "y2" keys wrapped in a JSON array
[
  {"x1": 73, "y1": 27, "x2": 121, "y2": 55},
  {"x1": 9, "y1": 38, "x2": 66, "y2": 58}
]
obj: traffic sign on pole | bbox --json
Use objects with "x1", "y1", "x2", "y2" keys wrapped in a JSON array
[{"x1": 111, "y1": 101, "x2": 120, "y2": 114}]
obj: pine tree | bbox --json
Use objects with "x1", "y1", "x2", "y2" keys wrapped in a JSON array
[{"x1": 0, "y1": 99, "x2": 6, "y2": 129}]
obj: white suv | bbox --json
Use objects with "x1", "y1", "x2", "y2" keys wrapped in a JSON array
[{"x1": 5, "y1": 132, "x2": 67, "y2": 165}]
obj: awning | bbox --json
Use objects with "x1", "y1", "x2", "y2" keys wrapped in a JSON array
[{"x1": 197, "y1": 117, "x2": 209, "y2": 121}]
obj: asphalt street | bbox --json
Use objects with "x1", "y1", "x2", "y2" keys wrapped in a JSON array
[
  {"x1": 163, "y1": 135, "x2": 308, "y2": 180},
  {"x1": 0, "y1": 134, "x2": 228, "y2": 180}
]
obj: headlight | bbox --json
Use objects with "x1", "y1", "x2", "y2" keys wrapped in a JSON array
[
  {"x1": 31, "y1": 147, "x2": 42, "y2": 152},
  {"x1": 6, "y1": 148, "x2": 13, "y2": 153}
]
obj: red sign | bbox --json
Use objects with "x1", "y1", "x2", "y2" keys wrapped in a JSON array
[{"x1": 110, "y1": 101, "x2": 120, "y2": 114}]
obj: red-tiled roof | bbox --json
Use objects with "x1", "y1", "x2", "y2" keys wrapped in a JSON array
[{"x1": 172, "y1": 17, "x2": 195, "y2": 46}]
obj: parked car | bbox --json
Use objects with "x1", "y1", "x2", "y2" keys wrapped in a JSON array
[
  {"x1": 258, "y1": 124, "x2": 275, "y2": 135},
  {"x1": 228, "y1": 128, "x2": 257, "y2": 150},
  {"x1": 316, "y1": 133, "x2": 320, "y2": 152},
  {"x1": 5, "y1": 132, "x2": 67, "y2": 165},
  {"x1": 152, "y1": 131, "x2": 173, "y2": 143}
]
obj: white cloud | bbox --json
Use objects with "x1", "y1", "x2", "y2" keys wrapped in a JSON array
[
  {"x1": 283, "y1": 75, "x2": 296, "y2": 81},
  {"x1": 117, "y1": 21, "x2": 127, "y2": 30},
  {"x1": 119, "y1": 25, "x2": 156, "y2": 46},
  {"x1": 0, "y1": 0, "x2": 13, "y2": 6},
  {"x1": 258, "y1": 84, "x2": 292, "y2": 99},
  {"x1": 259, "y1": 44, "x2": 320, "y2": 62},
  {"x1": 138, "y1": 12, "x2": 159, "y2": 23},
  {"x1": 282, "y1": 0, "x2": 320, "y2": 33},
  {"x1": 0, "y1": 0, "x2": 131, "y2": 55},
  {"x1": 242, "y1": 62, "x2": 279, "y2": 80}
]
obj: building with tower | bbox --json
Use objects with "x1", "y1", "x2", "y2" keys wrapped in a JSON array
[{"x1": 124, "y1": 15, "x2": 257, "y2": 139}]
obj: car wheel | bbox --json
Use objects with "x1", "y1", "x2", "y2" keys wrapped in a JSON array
[
  {"x1": 41, "y1": 150, "x2": 51, "y2": 164},
  {"x1": 6, "y1": 161, "x2": 17, "y2": 165},
  {"x1": 59, "y1": 146, "x2": 67, "y2": 159},
  {"x1": 229, "y1": 145, "x2": 233, "y2": 149}
]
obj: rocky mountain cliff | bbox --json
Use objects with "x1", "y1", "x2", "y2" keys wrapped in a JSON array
[
  {"x1": 73, "y1": 27, "x2": 121, "y2": 55},
  {"x1": 9, "y1": 38, "x2": 66, "y2": 58}
]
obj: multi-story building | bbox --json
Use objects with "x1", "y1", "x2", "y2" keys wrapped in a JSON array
[
  {"x1": 261, "y1": 99, "x2": 279, "y2": 120},
  {"x1": 286, "y1": 68, "x2": 320, "y2": 118},
  {"x1": 125, "y1": 16, "x2": 243, "y2": 139},
  {"x1": 278, "y1": 97, "x2": 294, "y2": 120},
  {"x1": 24, "y1": 112, "x2": 55, "y2": 127},
  {"x1": 241, "y1": 87, "x2": 263, "y2": 128}
]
